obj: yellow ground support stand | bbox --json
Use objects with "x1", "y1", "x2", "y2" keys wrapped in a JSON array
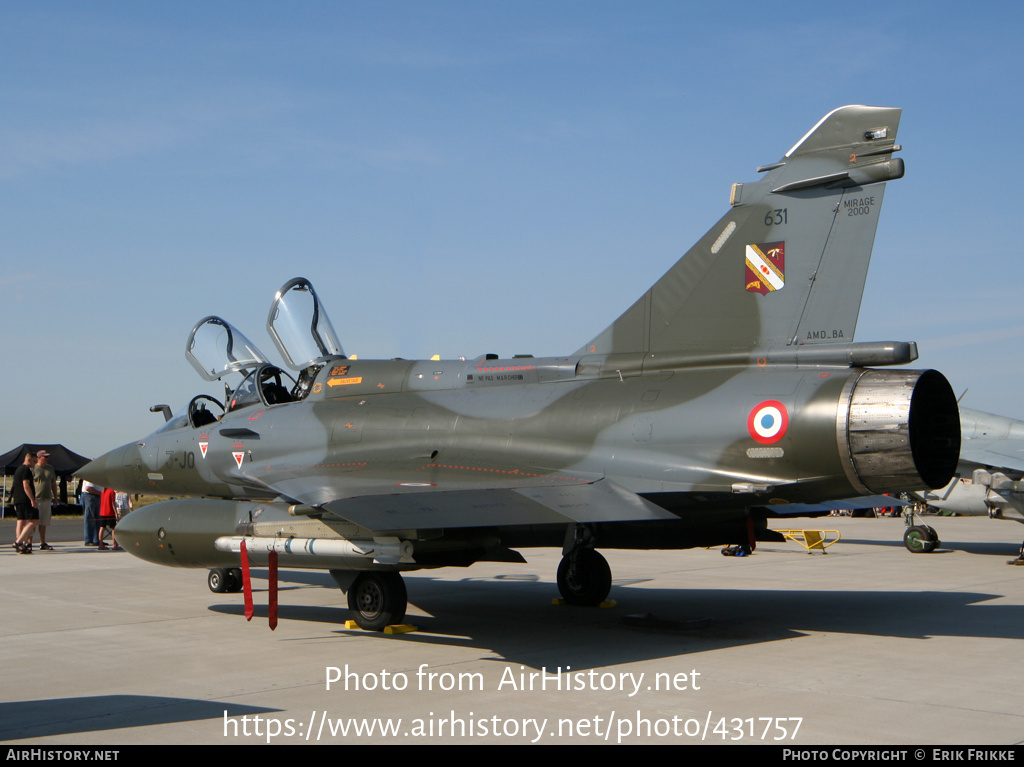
[{"x1": 774, "y1": 529, "x2": 841, "y2": 554}]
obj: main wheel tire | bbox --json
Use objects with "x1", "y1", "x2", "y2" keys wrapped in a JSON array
[
  {"x1": 208, "y1": 568, "x2": 231, "y2": 593},
  {"x1": 904, "y1": 526, "x2": 933, "y2": 553},
  {"x1": 347, "y1": 572, "x2": 407, "y2": 631},
  {"x1": 557, "y1": 549, "x2": 612, "y2": 606},
  {"x1": 922, "y1": 525, "x2": 940, "y2": 549},
  {"x1": 226, "y1": 567, "x2": 244, "y2": 593}
]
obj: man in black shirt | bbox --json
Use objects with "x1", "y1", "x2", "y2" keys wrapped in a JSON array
[{"x1": 12, "y1": 451, "x2": 38, "y2": 554}]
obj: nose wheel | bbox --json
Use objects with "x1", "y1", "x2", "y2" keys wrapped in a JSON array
[
  {"x1": 208, "y1": 567, "x2": 244, "y2": 593},
  {"x1": 346, "y1": 571, "x2": 408, "y2": 631}
]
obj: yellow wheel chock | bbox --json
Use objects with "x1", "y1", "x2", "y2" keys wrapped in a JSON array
[{"x1": 774, "y1": 529, "x2": 841, "y2": 554}]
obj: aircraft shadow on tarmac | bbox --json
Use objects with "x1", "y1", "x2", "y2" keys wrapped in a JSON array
[
  {"x1": 0, "y1": 696, "x2": 278, "y2": 741},
  {"x1": 206, "y1": 570, "x2": 1024, "y2": 671}
]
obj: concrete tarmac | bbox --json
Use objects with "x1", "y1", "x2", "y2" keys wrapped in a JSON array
[{"x1": 2, "y1": 515, "x2": 1024, "y2": 745}]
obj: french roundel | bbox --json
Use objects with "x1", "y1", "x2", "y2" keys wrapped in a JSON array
[{"x1": 747, "y1": 400, "x2": 789, "y2": 444}]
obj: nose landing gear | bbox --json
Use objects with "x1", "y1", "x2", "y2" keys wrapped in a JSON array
[{"x1": 208, "y1": 567, "x2": 244, "y2": 593}]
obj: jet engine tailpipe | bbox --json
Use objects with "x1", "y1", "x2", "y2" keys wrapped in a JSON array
[{"x1": 837, "y1": 368, "x2": 960, "y2": 494}]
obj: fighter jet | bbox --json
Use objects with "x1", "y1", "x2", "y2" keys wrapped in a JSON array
[
  {"x1": 83, "y1": 105, "x2": 961, "y2": 631},
  {"x1": 911, "y1": 407, "x2": 1024, "y2": 558}
]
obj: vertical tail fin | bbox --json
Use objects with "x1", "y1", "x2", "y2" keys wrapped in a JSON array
[{"x1": 578, "y1": 105, "x2": 904, "y2": 357}]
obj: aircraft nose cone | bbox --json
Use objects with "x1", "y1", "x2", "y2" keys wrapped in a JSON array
[
  {"x1": 79, "y1": 447, "x2": 125, "y2": 488},
  {"x1": 80, "y1": 443, "x2": 141, "y2": 492}
]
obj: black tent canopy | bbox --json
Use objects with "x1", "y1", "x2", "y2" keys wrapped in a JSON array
[
  {"x1": 0, "y1": 444, "x2": 91, "y2": 476},
  {"x1": 1, "y1": 444, "x2": 92, "y2": 510}
]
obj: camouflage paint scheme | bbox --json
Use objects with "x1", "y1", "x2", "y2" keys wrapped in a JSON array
[{"x1": 83, "y1": 106, "x2": 961, "y2": 630}]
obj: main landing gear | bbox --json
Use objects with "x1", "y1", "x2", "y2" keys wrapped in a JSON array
[
  {"x1": 208, "y1": 567, "x2": 244, "y2": 593},
  {"x1": 345, "y1": 571, "x2": 408, "y2": 632},
  {"x1": 556, "y1": 548, "x2": 612, "y2": 606},
  {"x1": 557, "y1": 525, "x2": 613, "y2": 606}
]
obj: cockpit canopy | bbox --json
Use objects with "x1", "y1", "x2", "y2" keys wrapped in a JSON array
[
  {"x1": 227, "y1": 364, "x2": 296, "y2": 412},
  {"x1": 186, "y1": 316, "x2": 270, "y2": 382},
  {"x1": 267, "y1": 277, "x2": 345, "y2": 370}
]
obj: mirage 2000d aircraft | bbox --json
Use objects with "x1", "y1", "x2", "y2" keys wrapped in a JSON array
[{"x1": 83, "y1": 105, "x2": 961, "y2": 631}]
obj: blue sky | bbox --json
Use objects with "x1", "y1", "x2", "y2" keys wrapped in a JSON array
[{"x1": 3, "y1": 2, "x2": 1023, "y2": 459}]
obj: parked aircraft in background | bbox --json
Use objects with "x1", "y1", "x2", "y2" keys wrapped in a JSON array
[{"x1": 912, "y1": 407, "x2": 1024, "y2": 560}]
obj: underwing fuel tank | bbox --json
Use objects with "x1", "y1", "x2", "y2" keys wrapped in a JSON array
[
  {"x1": 114, "y1": 499, "x2": 417, "y2": 571},
  {"x1": 114, "y1": 499, "x2": 244, "y2": 568}
]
